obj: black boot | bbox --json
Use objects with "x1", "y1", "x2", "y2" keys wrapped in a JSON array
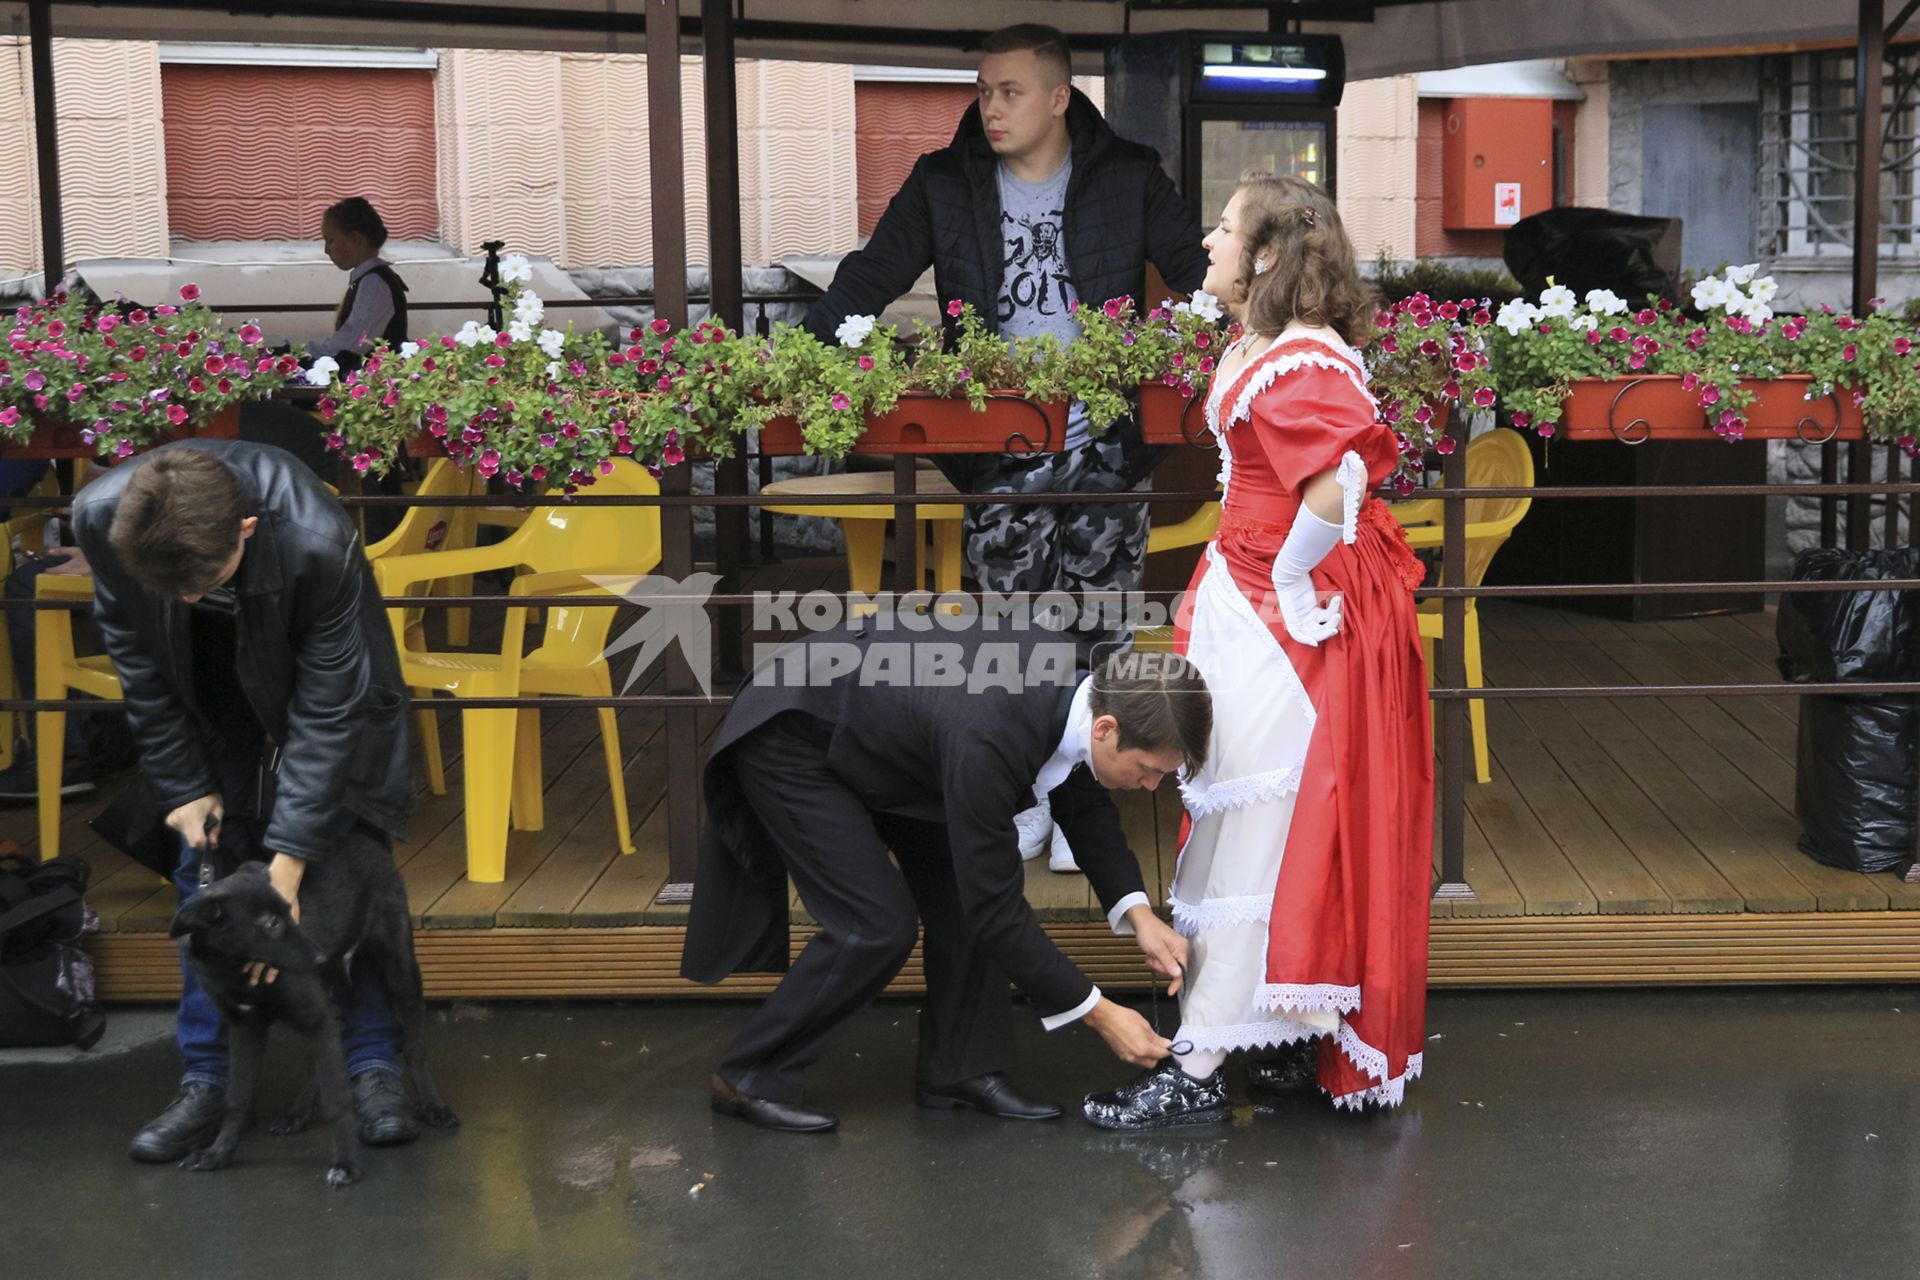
[
  {"x1": 352, "y1": 1069, "x2": 421, "y2": 1146},
  {"x1": 129, "y1": 1082, "x2": 225, "y2": 1162},
  {"x1": 1082, "y1": 1059, "x2": 1229, "y2": 1131},
  {"x1": 1247, "y1": 1039, "x2": 1321, "y2": 1104}
]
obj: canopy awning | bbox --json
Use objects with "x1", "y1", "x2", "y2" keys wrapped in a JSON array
[{"x1": 1, "y1": 1, "x2": 1884, "y2": 77}]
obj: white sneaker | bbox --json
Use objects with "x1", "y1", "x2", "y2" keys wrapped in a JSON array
[
  {"x1": 1048, "y1": 824, "x2": 1080, "y2": 874},
  {"x1": 1014, "y1": 802, "x2": 1052, "y2": 862}
]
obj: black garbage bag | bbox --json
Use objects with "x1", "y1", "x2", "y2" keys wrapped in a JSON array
[
  {"x1": 1778, "y1": 548, "x2": 1920, "y2": 874},
  {"x1": 1503, "y1": 207, "x2": 1683, "y2": 305},
  {"x1": 1777, "y1": 548, "x2": 1920, "y2": 684}
]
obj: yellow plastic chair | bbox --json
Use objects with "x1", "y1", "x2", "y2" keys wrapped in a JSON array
[
  {"x1": 0, "y1": 468, "x2": 64, "y2": 770},
  {"x1": 35, "y1": 571, "x2": 121, "y2": 858},
  {"x1": 372, "y1": 461, "x2": 663, "y2": 883},
  {"x1": 1133, "y1": 492, "x2": 1222, "y2": 653},
  {"x1": 363, "y1": 457, "x2": 490, "y2": 793},
  {"x1": 1391, "y1": 428, "x2": 1535, "y2": 784},
  {"x1": 759, "y1": 470, "x2": 965, "y2": 606},
  {"x1": 365, "y1": 457, "x2": 487, "y2": 649}
]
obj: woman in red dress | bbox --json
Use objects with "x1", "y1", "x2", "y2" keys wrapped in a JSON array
[{"x1": 1084, "y1": 172, "x2": 1432, "y2": 1128}]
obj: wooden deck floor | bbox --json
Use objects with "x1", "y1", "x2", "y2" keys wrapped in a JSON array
[{"x1": 25, "y1": 562, "x2": 1920, "y2": 998}]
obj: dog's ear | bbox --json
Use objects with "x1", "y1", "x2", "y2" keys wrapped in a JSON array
[{"x1": 168, "y1": 893, "x2": 222, "y2": 939}]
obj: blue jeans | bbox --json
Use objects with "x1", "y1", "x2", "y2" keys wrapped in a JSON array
[{"x1": 173, "y1": 833, "x2": 403, "y2": 1087}]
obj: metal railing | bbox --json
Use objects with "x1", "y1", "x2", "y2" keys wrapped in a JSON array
[{"x1": 7, "y1": 436, "x2": 1920, "y2": 900}]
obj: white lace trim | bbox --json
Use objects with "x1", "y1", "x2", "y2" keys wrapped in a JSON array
[
  {"x1": 1179, "y1": 763, "x2": 1304, "y2": 817},
  {"x1": 1256, "y1": 982, "x2": 1362, "y2": 1016},
  {"x1": 1335, "y1": 449, "x2": 1368, "y2": 545},
  {"x1": 1167, "y1": 890, "x2": 1272, "y2": 936},
  {"x1": 1329, "y1": 1053, "x2": 1425, "y2": 1112},
  {"x1": 1223, "y1": 339, "x2": 1377, "y2": 434},
  {"x1": 1175, "y1": 1018, "x2": 1325, "y2": 1056}
]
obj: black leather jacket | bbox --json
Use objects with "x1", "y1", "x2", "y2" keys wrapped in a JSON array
[{"x1": 73, "y1": 440, "x2": 411, "y2": 861}]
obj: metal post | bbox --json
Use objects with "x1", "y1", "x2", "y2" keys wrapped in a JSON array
[
  {"x1": 28, "y1": 0, "x2": 63, "y2": 292},
  {"x1": 650, "y1": 0, "x2": 701, "y2": 900},
  {"x1": 1849, "y1": 0, "x2": 1885, "y2": 551},
  {"x1": 1433, "y1": 440, "x2": 1474, "y2": 901},
  {"x1": 704, "y1": 0, "x2": 749, "y2": 682},
  {"x1": 892, "y1": 453, "x2": 920, "y2": 596}
]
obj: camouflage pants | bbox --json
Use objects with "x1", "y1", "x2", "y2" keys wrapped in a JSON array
[{"x1": 965, "y1": 435, "x2": 1150, "y2": 658}]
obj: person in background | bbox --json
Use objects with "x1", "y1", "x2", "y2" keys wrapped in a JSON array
[
  {"x1": 309, "y1": 197, "x2": 409, "y2": 373},
  {"x1": 803, "y1": 23, "x2": 1210, "y2": 877}
]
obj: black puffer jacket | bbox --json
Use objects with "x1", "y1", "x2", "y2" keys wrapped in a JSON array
[
  {"x1": 73, "y1": 439, "x2": 411, "y2": 861},
  {"x1": 804, "y1": 90, "x2": 1209, "y2": 478}
]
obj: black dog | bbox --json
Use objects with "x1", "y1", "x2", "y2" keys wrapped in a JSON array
[{"x1": 167, "y1": 828, "x2": 457, "y2": 1187}]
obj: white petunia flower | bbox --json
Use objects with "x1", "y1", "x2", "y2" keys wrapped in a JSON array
[
  {"x1": 546, "y1": 360, "x2": 564, "y2": 381},
  {"x1": 1537, "y1": 284, "x2": 1578, "y2": 318},
  {"x1": 1189, "y1": 289, "x2": 1224, "y2": 322},
  {"x1": 1691, "y1": 277, "x2": 1737, "y2": 311},
  {"x1": 499, "y1": 254, "x2": 534, "y2": 285},
  {"x1": 1746, "y1": 304, "x2": 1774, "y2": 325},
  {"x1": 507, "y1": 320, "x2": 535, "y2": 343},
  {"x1": 303, "y1": 355, "x2": 339, "y2": 385},
  {"x1": 1170, "y1": 301, "x2": 1192, "y2": 316},
  {"x1": 1748, "y1": 276, "x2": 1779, "y2": 304},
  {"x1": 454, "y1": 321, "x2": 486, "y2": 347},
  {"x1": 835, "y1": 314, "x2": 876, "y2": 348},
  {"x1": 538, "y1": 328, "x2": 566, "y2": 358},
  {"x1": 1584, "y1": 289, "x2": 1628, "y2": 316},
  {"x1": 397, "y1": 341, "x2": 420, "y2": 359},
  {"x1": 1495, "y1": 299, "x2": 1541, "y2": 336},
  {"x1": 513, "y1": 291, "x2": 545, "y2": 326},
  {"x1": 1571, "y1": 314, "x2": 1600, "y2": 332},
  {"x1": 1725, "y1": 263, "x2": 1760, "y2": 286}
]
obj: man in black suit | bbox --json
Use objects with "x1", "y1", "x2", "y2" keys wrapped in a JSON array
[{"x1": 682, "y1": 621, "x2": 1208, "y2": 1132}]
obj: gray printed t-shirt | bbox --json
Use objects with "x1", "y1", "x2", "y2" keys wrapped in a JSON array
[{"x1": 996, "y1": 157, "x2": 1090, "y2": 449}]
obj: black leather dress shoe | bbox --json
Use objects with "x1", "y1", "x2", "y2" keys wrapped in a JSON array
[
  {"x1": 710, "y1": 1076, "x2": 838, "y2": 1133},
  {"x1": 1247, "y1": 1040, "x2": 1321, "y2": 1104},
  {"x1": 916, "y1": 1072, "x2": 1063, "y2": 1120},
  {"x1": 1082, "y1": 1059, "x2": 1229, "y2": 1131},
  {"x1": 353, "y1": 1069, "x2": 421, "y2": 1146},
  {"x1": 129, "y1": 1082, "x2": 226, "y2": 1162}
]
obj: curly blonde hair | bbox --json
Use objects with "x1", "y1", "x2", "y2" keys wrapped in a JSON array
[{"x1": 1230, "y1": 172, "x2": 1377, "y2": 348}]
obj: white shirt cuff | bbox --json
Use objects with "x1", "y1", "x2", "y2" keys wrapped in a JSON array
[
  {"x1": 1041, "y1": 986, "x2": 1101, "y2": 1031},
  {"x1": 1106, "y1": 892, "x2": 1151, "y2": 935}
]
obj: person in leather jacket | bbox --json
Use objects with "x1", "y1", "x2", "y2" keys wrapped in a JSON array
[{"x1": 70, "y1": 439, "x2": 421, "y2": 1162}]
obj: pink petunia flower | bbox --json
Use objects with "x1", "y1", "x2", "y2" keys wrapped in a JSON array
[
  {"x1": 179, "y1": 284, "x2": 201, "y2": 302},
  {"x1": 947, "y1": 299, "x2": 965, "y2": 318}
]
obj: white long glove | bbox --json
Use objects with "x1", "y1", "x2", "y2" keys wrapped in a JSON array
[{"x1": 1271, "y1": 507, "x2": 1345, "y2": 646}]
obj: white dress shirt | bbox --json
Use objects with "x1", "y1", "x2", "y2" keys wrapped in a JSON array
[
  {"x1": 1034, "y1": 676, "x2": 1152, "y2": 1030},
  {"x1": 310, "y1": 257, "x2": 396, "y2": 359}
]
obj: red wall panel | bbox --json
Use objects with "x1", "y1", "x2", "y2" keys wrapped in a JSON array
[
  {"x1": 855, "y1": 82, "x2": 977, "y2": 238},
  {"x1": 162, "y1": 65, "x2": 439, "y2": 242}
]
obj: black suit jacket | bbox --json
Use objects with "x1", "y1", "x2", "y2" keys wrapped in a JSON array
[
  {"x1": 72, "y1": 439, "x2": 411, "y2": 862},
  {"x1": 682, "y1": 623, "x2": 1145, "y2": 1017}
]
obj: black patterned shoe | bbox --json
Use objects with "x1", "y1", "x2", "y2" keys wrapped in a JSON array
[
  {"x1": 1081, "y1": 1059, "x2": 1229, "y2": 1131},
  {"x1": 1247, "y1": 1039, "x2": 1321, "y2": 1104}
]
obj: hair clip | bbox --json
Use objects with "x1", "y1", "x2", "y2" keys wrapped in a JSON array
[
  {"x1": 1253, "y1": 258, "x2": 1272, "y2": 276},
  {"x1": 1300, "y1": 207, "x2": 1318, "y2": 228}
]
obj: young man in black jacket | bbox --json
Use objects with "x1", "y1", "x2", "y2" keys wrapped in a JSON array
[
  {"x1": 683, "y1": 624, "x2": 1206, "y2": 1133},
  {"x1": 805, "y1": 24, "x2": 1209, "y2": 873},
  {"x1": 71, "y1": 440, "x2": 420, "y2": 1163}
]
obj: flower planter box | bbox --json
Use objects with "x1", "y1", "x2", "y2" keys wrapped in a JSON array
[
  {"x1": 0, "y1": 402, "x2": 243, "y2": 460},
  {"x1": 1558, "y1": 375, "x2": 1864, "y2": 443},
  {"x1": 1138, "y1": 383, "x2": 1211, "y2": 446},
  {"x1": 758, "y1": 392, "x2": 1069, "y2": 456}
]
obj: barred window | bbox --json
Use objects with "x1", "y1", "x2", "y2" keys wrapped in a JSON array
[{"x1": 1760, "y1": 49, "x2": 1920, "y2": 258}]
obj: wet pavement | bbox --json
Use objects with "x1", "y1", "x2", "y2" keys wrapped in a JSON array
[{"x1": 4, "y1": 986, "x2": 1918, "y2": 1278}]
